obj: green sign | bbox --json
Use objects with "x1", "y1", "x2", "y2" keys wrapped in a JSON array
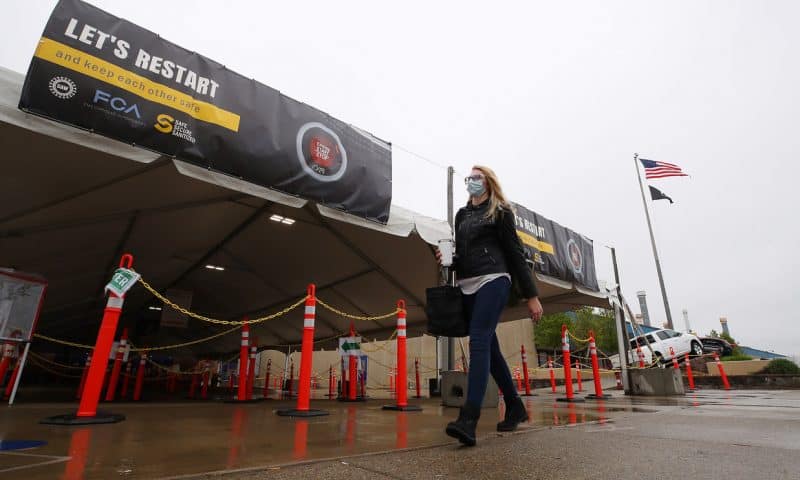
[
  {"x1": 339, "y1": 336, "x2": 362, "y2": 357},
  {"x1": 105, "y1": 268, "x2": 140, "y2": 297}
]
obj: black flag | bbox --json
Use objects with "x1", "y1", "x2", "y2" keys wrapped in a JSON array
[{"x1": 649, "y1": 186, "x2": 674, "y2": 204}]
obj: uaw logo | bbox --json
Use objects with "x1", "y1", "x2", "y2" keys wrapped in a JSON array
[
  {"x1": 48, "y1": 76, "x2": 77, "y2": 99},
  {"x1": 296, "y1": 122, "x2": 347, "y2": 182},
  {"x1": 566, "y1": 238, "x2": 583, "y2": 275}
]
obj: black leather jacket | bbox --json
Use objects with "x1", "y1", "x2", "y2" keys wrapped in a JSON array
[{"x1": 453, "y1": 199, "x2": 538, "y2": 299}]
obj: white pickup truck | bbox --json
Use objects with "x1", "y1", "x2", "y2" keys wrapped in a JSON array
[{"x1": 611, "y1": 328, "x2": 704, "y2": 368}]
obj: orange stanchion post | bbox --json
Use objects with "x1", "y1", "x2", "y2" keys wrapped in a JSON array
[
  {"x1": 246, "y1": 340, "x2": 257, "y2": 401},
  {"x1": 557, "y1": 325, "x2": 584, "y2": 403},
  {"x1": 384, "y1": 300, "x2": 422, "y2": 411},
  {"x1": 548, "y1": 356, "x2": 557, "y2": 393},
  {"x1": 42, "y1": 254, "x2": 135, "y2": 424},
  {"x1": 133, "y1": 352, "x2": 146, "y2": 401},
  {"x1": 104, "y1": 328, "x2": 128, "y2": 402},
  {"x1": 277, "y1": 284, "x2": 328, "y2": 417},
  {"x1": 120, "y1": 360, "x2": 132, "y2": 400},
  {"x1": 235, "y1": 322, "x2": 249, "y2": 401},
  {"x1": 576, "y1": 359, "x2": 583, "y2": 392},
  {"x1": 414, "y1": 358, "x2": 422, "y2": 399},
  {"x1": 672, "y1": 356, "x2": 680, "y2": 370},
  {"x1": 684, "y1": 353, "x2": 696, "y2": 392},
  {"x1": 714, "y1": 352, "x2": 731, "y2": 390},
  {"x1": 515, "y1": 367, "x2": 522, "y2": 391},
  {"x1": 263, "y1": 359, "x2": 272, "y2": 399},
  {"x1": 521, "y1": 345, "x2": 533, "y2": 396},
  {"x1": 348, "y1": 323, "x2": 358, "y2": 401},
  {"x1": 586, "y1": 331, "x2": 611, "y2": 400},
  {"x1": 4, "y1": 359, "x2": 21, "y2": 399},
  {"x1": 637, "y1": 345, "x2": 645, "y2": 368},
  {"x1": 76, "y1": 354, "x2": 91, "y2": 400}
]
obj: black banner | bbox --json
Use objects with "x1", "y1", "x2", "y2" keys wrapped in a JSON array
[
  {"x1": 18, "y1": 0, "x2": 392, "y2": 223},
  {"x1": 511, "y1": 202, "x2": 599, "y2": 291}
]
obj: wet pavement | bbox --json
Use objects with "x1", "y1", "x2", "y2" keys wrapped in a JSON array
[{"x1": 1, "y1": 388, "x2": 799, "y2": 479}]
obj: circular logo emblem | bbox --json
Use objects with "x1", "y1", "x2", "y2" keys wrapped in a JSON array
[
  {"x1": 48, "y1": 76, "x2": 77, "y2": 99},
  {"x1": 296, "y1": 122, "x2": 347, "y2": 182},
  {"x1": 566, "y1": 239, "x2": 583, "y2": 275}
]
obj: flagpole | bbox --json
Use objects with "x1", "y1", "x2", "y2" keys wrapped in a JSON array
[{"x1": 635, "y1": 153, "x2": 674, "y2": 330}]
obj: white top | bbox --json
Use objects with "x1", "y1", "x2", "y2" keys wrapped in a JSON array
[{"x1": 457, "y1": 273, "x2": 511, "y2": 295}]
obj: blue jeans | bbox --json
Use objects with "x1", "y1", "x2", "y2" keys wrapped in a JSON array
[{"x1": 463, "y1": 276, "x2": 517, "y2": 407}]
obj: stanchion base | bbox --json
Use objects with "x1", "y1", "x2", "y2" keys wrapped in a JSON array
[
  {"x1": 585, "y1": 394, "x2": 612, "y2": 400},
  {"x1": 40, "y1": 412, "x2": 125, "y2": 425},
  {"x1": 382, "y1": 404, "x2": 422, "y2": 411},
  {"x1": 556, "y1": 397, "x2": 585, "y2": 403},
  {"x1": 275, "y1": 409, "x2": 329, "y2": 417}
]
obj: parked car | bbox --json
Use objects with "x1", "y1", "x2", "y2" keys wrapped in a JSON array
[
  {"x1": 609, "y1": 344, "x2": 654, "y2": 369},
  {"x1": 699, "y1": 337, "x2": 733, "y2": 357},
  {"x1": 633, "y1": 328, "x2": 704, "y2": 364},
  {"x1": 610, "y1": 328, "x2": 703, "y2": 368}
]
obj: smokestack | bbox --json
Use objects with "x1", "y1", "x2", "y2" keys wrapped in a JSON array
[
  {"x1": 682, "y1": 309, "x2": 690, "y2": 333},
  {"x1": 720, "y1": 317, "x2": 730, "y2": 337},
  {"x1": 636, "y1": 291, "x2": 651, "y2": 327}
]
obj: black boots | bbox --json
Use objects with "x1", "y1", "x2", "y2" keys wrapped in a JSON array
[
  {"x1": 445, "y1": 403, "x2": 481, "y2": 446},
  {"x1": 497, "y1": 395, "x2": 528, "y2": 432}
]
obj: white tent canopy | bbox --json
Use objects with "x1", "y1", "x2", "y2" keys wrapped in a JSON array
[{"x1": 0, "y1": 67, "x2": 608, "y2": 355}]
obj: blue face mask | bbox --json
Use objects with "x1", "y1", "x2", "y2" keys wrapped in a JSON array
[{"x1": 466, "y1": 178, "x2": 486, "y2": 197}]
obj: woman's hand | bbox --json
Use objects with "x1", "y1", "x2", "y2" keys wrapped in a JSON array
[{"x1": 527, "y1": 297, "x2": 543, "y2": 323}]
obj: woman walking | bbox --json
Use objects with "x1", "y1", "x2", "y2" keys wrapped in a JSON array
[{"x1": 438, "y1": 165, "x2": 543, "y2": 446}]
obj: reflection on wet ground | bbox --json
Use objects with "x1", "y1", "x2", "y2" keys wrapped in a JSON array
[{"x1": 0, "y1": 388, "x2": 794, "y2": 479}]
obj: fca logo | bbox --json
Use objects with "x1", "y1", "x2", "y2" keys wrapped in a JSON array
[{"x1": 93, "y1": 89, "x2": 141, "y2": 119}]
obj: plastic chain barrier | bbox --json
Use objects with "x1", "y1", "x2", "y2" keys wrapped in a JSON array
[
  {"x1": 27, "y1": 355, "x2": 84, "y2": 378},
  {"x1": 139, "y1": 276, "x2": 307, "y2": 325},
  {"x1": 567, "y1": 331, "x2": 592, "y2": 343},
  {"x1": 315, "y1": 298, "x2": 401, "y2": 322},
  {"x1": 28, "y1": 351, "x2": 86, "y2": 369}
]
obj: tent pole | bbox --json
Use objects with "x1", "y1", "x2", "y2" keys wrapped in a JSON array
[
  {"x1": 446, "y1": 166, "x2": 456, "y2": 373},
  {"x1": 609, "y1": 247, "x2": 631, "y2": 394}
]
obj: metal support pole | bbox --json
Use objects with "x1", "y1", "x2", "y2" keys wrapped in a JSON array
[
  {"x1": 610, "y1": 247, "x2": 631, "y2": 393},
  {"x1": 634, "y1": 153, "x2": 674, "y2": 329},
  {"x1": 446, "y1": 166, "x2": 456, "y2": 372}
]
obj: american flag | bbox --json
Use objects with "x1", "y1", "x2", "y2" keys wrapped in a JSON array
[{"x1": 639, "y1": 158, "x2": 688, "y2": 179}]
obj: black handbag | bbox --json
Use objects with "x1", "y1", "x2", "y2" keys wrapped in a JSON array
[{"x1": 424, "y1": 285, "x2": 469, "y2": 337}]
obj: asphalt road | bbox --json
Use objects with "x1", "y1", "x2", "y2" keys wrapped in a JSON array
[{"x1": 189, "y1": 390, "x2": 800, "y2": 480}]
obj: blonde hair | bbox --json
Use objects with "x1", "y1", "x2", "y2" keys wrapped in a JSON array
[{"x1": 472, "y1": 165, "x2": 512, "y2": 220}]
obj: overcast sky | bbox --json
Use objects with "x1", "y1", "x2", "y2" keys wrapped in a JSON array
[{"x1": 2, "y1": 1, "x2": 798, "y2": 359}]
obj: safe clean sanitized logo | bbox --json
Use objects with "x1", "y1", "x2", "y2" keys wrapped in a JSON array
[
  {"x1": 48, "y1": 76, "x2": 77, "y2": 99},
  {"x1": 154, "y1": 113, "x2": 196, "y2": 144}
]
